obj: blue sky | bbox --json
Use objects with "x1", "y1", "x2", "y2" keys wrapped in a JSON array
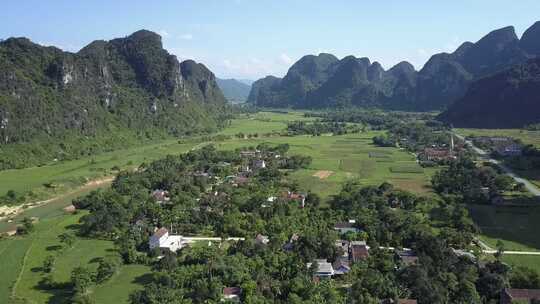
[{"x1": 1, "y1": 0, "x2": 540, "y2": 80}]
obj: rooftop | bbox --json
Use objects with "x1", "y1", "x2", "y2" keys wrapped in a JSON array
[{"x1": 153, "y1": 227, "x2": 168, "y2": 238}]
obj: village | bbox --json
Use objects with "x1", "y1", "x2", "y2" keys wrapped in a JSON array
[
  {"x1": 132, "y1": 139, "x2": 540, "y2": 303},
  {"x1": 139, "y1": 146, "x2": 429, "y2": 303}
]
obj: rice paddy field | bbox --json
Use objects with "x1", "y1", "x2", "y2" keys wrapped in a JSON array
[{"x1": 215, "y1": 132, "x2": 435, "y2": 198}]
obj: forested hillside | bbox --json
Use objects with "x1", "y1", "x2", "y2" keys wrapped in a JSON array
[
  {"x1": 438, "y1": 57, "x2": 540, "y2": 128},
  {"x1": 0, "y1": 30, "x2": 230, "y2": 169}
]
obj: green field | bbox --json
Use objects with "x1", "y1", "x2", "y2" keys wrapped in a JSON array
[
  {"x1": 0, "y1": 139, "x2": 201, "y2": 200},
  {"x1": 469, "y1": 204, "x2": 540, "y2": 251},
  {"x1": 502, "y1": 255, "x2": 540, "y2": 274},
  {"x1": 218, "y1": 111, "x2": 314, "y2": 136},
  {"x1": 215, "y1": 132, "x2": 433, "y2": 198},
  {"x1": 92, "y1": 265, "x2": 152, "y2": 304}
]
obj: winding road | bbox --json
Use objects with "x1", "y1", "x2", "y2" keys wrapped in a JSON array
[{"x1": 453, "y1": 132, "x2": 540, "y2": 196}]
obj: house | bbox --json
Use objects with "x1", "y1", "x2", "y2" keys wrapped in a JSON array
[
  {"x1": 252, "y1": 159, "x2": 266, "y2": 169},
  {"x1": 282, "y1": 191, "x2": 306, "y2": 208},
  {"x1": 193, "y1": 171, "x2": 210, "y2": 178},
  {"x1": 494, "y1": 143, "x2": 522, "y2": 157},
  {"x1": 350, "y1": 241, "x2": 369, "y2": 262},
  {"x1": 335, "y1": 240, "x2": 350, "y2": 257},
  {"x1": 240, "y1": 150, "x2": 259, "y2": 158},
  {"x1": 255, "y1": 234, "x2": 270, "y2": 245},
  {"x1": 152, "y1": 189, "x2": 170, "y2": 203},
  {"x1": 222, "y1": 287, "x2": 242, "y2": 303},
  {"x1": 382, "y1": 300, "x2": 418, "y2": 304},
  {"x1": 283, "y1": 233, "x2": 299, "y2": 251},
  {"x1": 500, "y1": 288, "x2": 540, "y2": 304},
  {"x1": 334, "y1": 220, "x2": 361, "y2": 234},
  {"x1": 397, "y1": 250, "x2": 419, "y2": 267},
  {"x1": 398, "y1": 300, "x2": 418, "y2": 304},
  {"x1": 149, "y1": 228, "x2": 183, "y2": 252},
  {"x1": 420, "y1": 148, "x2": 456, "y2": 162},
  {"x1": 332, "y1": 257, "x2": 351, "y2": 275},
  {"x1": 307, "y1": 259, "x2": 335, "y2": 278},
  {"x1": 233, "y1": 176, "x2": 250, "y2": 186}
]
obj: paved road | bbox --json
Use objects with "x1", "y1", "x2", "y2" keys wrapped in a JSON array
[{"x1": 454, "y1": 132, "x2": 540, "y2": 196}]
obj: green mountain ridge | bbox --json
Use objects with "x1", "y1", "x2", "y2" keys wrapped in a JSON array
[
  {"x1": 248, "y1": 21, "x2": 540, "y2": 111},
  {"x1": 0, "y1": 30, "x2": 229, "y2": 170},
  {"x1": 216, "y1": 78, "x2": 251, "y2": 103}
]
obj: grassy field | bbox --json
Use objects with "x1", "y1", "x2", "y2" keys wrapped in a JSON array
[
  {"x1": 92, "y1": 265, "x2": 152, "y2": 304},
  {"x1": 469, "y1": 204, "x2": 540, "y2": 251},
  {"x1": 0, "y1": 212, "x2": 150, "y2": 304},
  {"x1": 218, "y1": 111, "x2": 314, "y2": 136},
  {"x1": 0, "y1": 238, "x2": 33, "y2": 304},
  {"x1": 502, "y1": 255, "x2": 540, "y2": 274},
  {"x1": 0, "y1": 139, "x2": 201, "y2": 200},
  {"x1": 0, "y1": 180, "x2": 112, "y2": 234},
  {"x1": 10, "y1": 213, "x2": 111, "y2": 303}
]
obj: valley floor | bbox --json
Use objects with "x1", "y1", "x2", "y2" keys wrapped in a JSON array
[{"x1": 2, "y1": 112, "x2": 540, "y2": 303}]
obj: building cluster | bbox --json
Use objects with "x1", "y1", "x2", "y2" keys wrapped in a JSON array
[
  {"x1": 417, "y1": 134, "x2": 461, "y2": 164},
  {"x1": 473, "y1": 136, "x2": 523, "y2": 157}
]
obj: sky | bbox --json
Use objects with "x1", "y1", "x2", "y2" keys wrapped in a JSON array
[{"x1": 1, "y1": 1, "x2": 540, "y2": 80}]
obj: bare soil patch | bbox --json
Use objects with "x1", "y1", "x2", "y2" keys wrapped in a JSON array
[{"x1": 313, "y1": 170, "x2": 334, "y2": 179}]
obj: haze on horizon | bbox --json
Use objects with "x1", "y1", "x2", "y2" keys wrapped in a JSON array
[{"x1": 1, "y1": 0, "x2": 540, "y2": 80}]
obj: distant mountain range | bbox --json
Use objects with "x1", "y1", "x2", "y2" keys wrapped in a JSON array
[
  {"x1": 438, "y1": 57, "x2": 540, "y2": 128},
  {"x1": 0, "y1": 30, "x2": 228, "y2": 169},
  {"x1": 216, "y1": 78, "x2": 251, "y2": 103},
  {"x1": 248, "y1": 21, "x2": 540, "y2": 112}
]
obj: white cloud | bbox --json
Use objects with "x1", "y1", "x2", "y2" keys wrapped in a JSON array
[
  {"x1": 179, "y1": 33, "x2": 193, "y2": 40},
  {"x1": 158, "y1": 30, "x2": 170, "y2": 38},
  {"x1": 279, "y1": 53, "x2": 293, "y2": 65}
]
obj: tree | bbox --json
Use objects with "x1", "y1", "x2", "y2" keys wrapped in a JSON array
[
  {"x1": 17, "y1": 217, "x2": 34, "y2": 235},
  {"x1": 305, "y1": 192, "x2": 321, "y2": 208},
  {"x1": 96, "y1": 256, "x2": 122, "y2": 283},
  {"x1": 510, "y1": 266, "x2": 540, "y2": 289},
  {"x1": 6, "y1": 189, "x2": 17, "y2": 201},
  {"x1": 495, "y1": 240, "x2": 505, "y2": 260},
  {"x1": 71, "y1": 266, "x2": 94, "y2": 294},
  {"x1": 59, "y1": 232, "x2": 76, "y2": 248},
  {"x1": 43, "y1": 255, "x2": 56, "y2": 273}
]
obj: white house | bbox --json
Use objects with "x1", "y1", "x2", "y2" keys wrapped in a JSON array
[
  {"x1": 150, "y1": 228, "x2": 246, "y2": 254},
  {"x1": 149, "y1": 228, "x2": 183, "y2": 252},
  {"x1": 307, "y1": 259, "x2": 335, "y2": 278},
  {"x1": 222, "y1": 287, "x2": 242, "y2": 302}
]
